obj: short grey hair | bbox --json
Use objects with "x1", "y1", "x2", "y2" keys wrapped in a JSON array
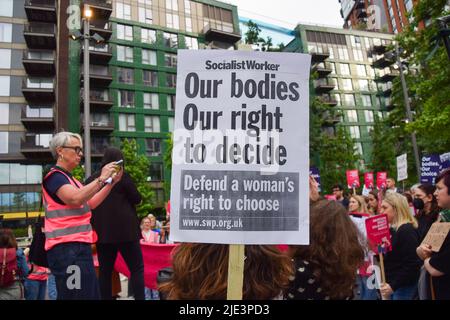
[{"x1": 49, "y1": 131, "x2": 83, "y2": 159}]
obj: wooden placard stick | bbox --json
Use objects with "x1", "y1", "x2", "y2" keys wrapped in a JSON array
[{"x1": 227, "y1": 244, "x2": 245, "y2": 300}]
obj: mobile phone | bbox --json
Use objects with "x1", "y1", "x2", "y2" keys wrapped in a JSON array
[
  {"x1": 105, "y1": 160, "x2": 123, "y2": 184},
  {"x1": 114, "y1": 159, "x2": 123, "y2": 166}
]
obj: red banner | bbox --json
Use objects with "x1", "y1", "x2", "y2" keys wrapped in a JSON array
[
  {"x1": 114, "y1": 242, "x2": 177, "y2": 289},
  {"x1": 346, "y1": 170, "x2": 360, "y2": 189},
  {"x1": 365, "y1": 214, "x2": 392, "y2": 254},
  {"x1": 364, "y1": 172, "x2": 374, "y2": 189},
  {"x1": 376, "y1": 172, "x2": 387, "y2": 190},
  {"x1": 325, "y1": 194, "x2": 337, "y2": 201}
]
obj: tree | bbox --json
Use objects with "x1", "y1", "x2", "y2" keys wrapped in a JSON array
[
  {"x1": 244, "y1": 20, "x2": 261, "y2": 44},
  {"x1": 72, "y1": 165, "x2": 85, "y2": 182},
  {"x1": 163, "y1": 133, "x2": 173, "y2": 200},
  {"x1": 369, "y1": 115, "x2": 396, "y2": 174},
  {"x1": 121, "y1": 139, "x2": 155, "y2": 219}
]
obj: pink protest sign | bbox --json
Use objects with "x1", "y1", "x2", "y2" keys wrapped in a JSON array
[
  {"x1": 376, "y1": 172, "x2": 387, "y2": 190},
  {"x1": 364, "y1": 172, "x2": 374, "y2": 189},
  {"x1": 325, "y1": 195, "x2": 337, "y2": 201},
  {"x1": 346, "y1": 170, "x2": 360, "y2": 189},
  {"x1": 365, "y1": 214, "x2": 392, "y2": 254}
]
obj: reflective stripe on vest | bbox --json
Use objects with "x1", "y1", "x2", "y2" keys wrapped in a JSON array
[{"x1": 43, "y1": 168, "x2": 97, "y2": 251}]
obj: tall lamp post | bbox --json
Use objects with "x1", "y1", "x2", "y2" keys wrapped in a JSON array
[{"x1": 69, "y1": 6, "x2": 104, "y2": 177}]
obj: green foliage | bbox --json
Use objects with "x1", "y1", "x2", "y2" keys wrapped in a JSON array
[
  {"x1": 163, "y1": 133, "x2": 173, "y2": 200},
  {"x1": 244, "y1": 20, "x2": 261, "y2": 44},
  {"x1": 121, "y1": 139, "x2": 155, "y2": 219},
  {"x1": 369, "y1": 115, "x2": 396, "y2": 174},
  {"x1": 395, "y1": 0, "x2": 450, "y2": 153},
  {"x1": 72, "y1": 165, "x2": 85, "y2": 182}
]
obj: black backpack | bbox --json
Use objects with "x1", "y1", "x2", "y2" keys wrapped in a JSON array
[{"x1": 28, "y1": 218, "x2": 48, "y2": 268}]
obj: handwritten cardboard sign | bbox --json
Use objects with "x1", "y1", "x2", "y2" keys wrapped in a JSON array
[
  {"x1": 365, "y1": 214, "x2": 392, "y2": 254},
  {"x1": 421, "y1": 222, "x2": 450, "y2": 252}
]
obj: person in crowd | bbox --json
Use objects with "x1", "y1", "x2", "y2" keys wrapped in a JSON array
[
  {"x1": 0, "y1": 228, "x2": 29, "y2": 300},
  {"x1": 413, "y1": 184, "x2": 440, "y2": 241},
  {"x1": 402, "y1": 192, "x2": 416, "y2": 217},
  {"x1": 287, "y1": 200, "x2": 365, "y2": 300},
  {"x1": 367, "y1": 191, "x2": 380, "y2": 215},
  {"x1": 416, "y1": 168, "x2": 450, "y2": 300},
  {"x1": 410, "y1": 183, "x2": 421, "y2": 197},
  {"x1": 43, "y1": 132, "x2": 121, "y2": 300},
  {"x1": 147, "y1": 214, "x2": 162, "y2": 231},
  {"x1": 85, "y1": 147, "x2": 144, "y2": 300},
  {"x1": 24, "y1": 263, "x2": 49, "y2": 300},
  {"x1": 332, "y1": 184, "x2": 349, "y2": 209},
  {"x1": 159, "y1": 220, "x2": 173, "y2": 244},
  {"x1": 379, "y1": 193, "x2": 422, "y2": 300},
  {"x1": 141, "y1": 217, "x2": 160, "y2": 244},
  {"x1": 159, "y1": 244, "x2": 293, "y2": 299},
  {"x1": 349, "y1": 195, "x2": 370, "y2": 215},
  {"x1": 386, "y1": 178, "x2": 398, "y2": 194}
]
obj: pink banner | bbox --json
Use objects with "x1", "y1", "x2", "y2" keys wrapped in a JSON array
[{"x1": 114, "y1": 242, "x2": 177, "y2": 289}]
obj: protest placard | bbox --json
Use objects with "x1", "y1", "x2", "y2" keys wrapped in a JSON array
[
  {"x1": 396, "y1": 153, "x2": 408, "y2": 182},
  {"x1": 421, "y1": 222, "x2": 450, "y2": 252},
  {"x1": 364, "y1": 172, "x2": 374, "y2": 189},
  {"x1": 376, "y1": 172, "x2": 387, "y2": 190},
  {"x1": 421, "y1": 154, "x2": 441, "y2": 185},
  {"x1": 365, "y1": 214, "x2": 392, "y2": 254},
  {"x1": 170, "y1": 50, "x2": 311, "y2": 245},
  {"x1": 346, "y1": 170, "x2": 360, "y2": 189},
  {"x1": 309, "y1": 167, "x2": 321, "y2": 192}
]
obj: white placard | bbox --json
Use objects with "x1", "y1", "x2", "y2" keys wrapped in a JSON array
[
  {"x1": 170, "y1": 50, "x2": 311, "y2": 244},
  {"x1": 397, "y1": 153, "x2": 408, "y2": 182}
]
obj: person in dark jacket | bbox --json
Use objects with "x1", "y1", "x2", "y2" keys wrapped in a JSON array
[
  {"x1": 379, "y1": 193, "x2": 422, "y2": 300},
  {"x1": 86, "y1": 147, "x2": 145, "y2": 300},
  {"x1": 413, "y1": 184, "x2": 440, "y2": 242}
]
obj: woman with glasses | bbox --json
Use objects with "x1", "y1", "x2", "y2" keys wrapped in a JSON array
[{"x1": 42, "y1": 131, "x2": 122, "y2": 300}]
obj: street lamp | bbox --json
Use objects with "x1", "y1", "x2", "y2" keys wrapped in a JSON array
[
  {"x1": 385, "y1": 44, "x2": 421, "y2": 179},
  {"x1": 69, "y1": 5, "x2": 105, "y2": 177}
]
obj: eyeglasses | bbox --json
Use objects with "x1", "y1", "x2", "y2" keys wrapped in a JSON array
[{"x1": 62, "y1": 146, "x2": 83, "y2": 154}]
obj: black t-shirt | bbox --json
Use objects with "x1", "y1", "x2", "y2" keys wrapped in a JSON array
[
  {"x1": 43, "y1": 167, "x2": 78, "y2": 205},
  {"x1": 429, "y1": 232, "x2": 450, "y2": 300}
]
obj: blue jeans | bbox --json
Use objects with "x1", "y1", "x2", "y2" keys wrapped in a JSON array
[
  {"x1": 391, "y1": 284, "x2": 418, "y2": 300},
  {"x1": 356, "y1": 275, "x2": 379, "y2": 300},
  {"x1": 24, "y1": 279, "x2": 47, "y2": 300},
  {"x1": 144, "y1": 287, "x2": 160, "y2": 300},
  {"x1": 46, "y1": 242, "x2": 100, "y2": 300},
  {"x1": 47, "y1": 274, "x2": 57, "y2": 300}
]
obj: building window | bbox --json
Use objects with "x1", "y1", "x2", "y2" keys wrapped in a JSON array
[
  {"x1": 117, "y1": 45, "x2": 133, "y2": 63},
  {"x1": 185, "y1": 17, "x2": 193, "y2": 32},
  {"x1": 143, "y1": 70, "x2": 158, "y2": 86},
  {"x1": 0, "y1": 0, "x2": 13, "y2": 17},
  {"x1": 141, "y1": 28, "x2": 156, "y2": 44},
  {"x1": 364, "y1": 110, "x2": 374, "y2": 122},
  {"x1": 139, "y1": 7, "x2": 153, "y2": 24},
  {"x1": 334, "y1": 93, "x2": 341, "y2": 106},
  {"x1": 356, "y1": 64, "x2": 367, "y2": 76},
  {"x1": 166, "y1": 0, "x2": 179, "y2": 11},
  {"x1": 329, "y1": 62, "x2": 336, "y2": 74},
  {"x1": 118, "y1": 67, "x2": 134, "y2": 84},
  {"x1": 163, "y1": 32, "x2": 178, "y2": 48},
  {"x1": 118, "y1": 90, "x2": 135, "y2": 108},
  {"x1": 337, "y1": 47, "x2": 349, "y2": 60},
  {"x1": 359, "y1": 79, "x2": 369, "y2": 91},
  {"x1": 167, "y1": 94, "x2": 175, "y2": 111},
  {"x1": 184, "y1": 36, "x2": 198, "y2": 49},
  {"x1": 356, "y1": 143, "x2": 363, "y2": 155},
  {"x1": 0, "y1": 49, "x2": 11, "y2": 68},
  {"x1": 148, "y1": 163, "x2": 163, "y2": 181},
  {"x1": 0, "y1": 132, "x2": 7, "y2": 153},
  {"x1": 118, "y1": 114, "x2": 136, "y2": 132},
  {"x1": 117, "y1": 24, "x2": 133, "y2": 41},
  {"x1": 339, "y1": 63, "x2": 350, "y2": 75},
  {"x1": 349, "y1": 126, "x2": 361, "y2": 139},
  {"x1": 0, "y1": 76, "x2": 10, "y2": 96},
  {"x1": 166, "y1": 13, "x2": 180, "y2": 29},
  {"x1": 146, "y1": 138, "x2": 161, "y2": 156},
  {"x1": 144, "y1": 115, "x2": 160, "y2": 132},
  {"x1": 342, "y1": 78, "x2": 353, "y2": 91},
  {"x1": 346, "y1": 110, "x2": 358, "y2": 122},
  {"x1": 0, "y1": 23, "x2": 12, "y2": 43},
  {"x1": 367, "y1": 126, "x2": 374, "y2": 134},
  {"x1": 362, "y1": 95, "x2": 372, "y2": 107},
  {"x1": 143, "y1": 93, "x2": 159, "y2": 109},
  {"x1": 142, "y1": 49, "x2": 157, "y2": 65},
  {"x1": 184, "y1": 0, "x2": 191, "y2": 14},
  {"x1": 164, "y1": 53, "x2": 177, "y2": 68},
  {"x1": 168, "y1": 117, "x2": 174, "y2": 132},
  {"x1": 344, "y1": 94, "x2": 355, "y2": 106},
  {"x1": 166, "y1": 74, "x2": 176, "y2": 88},
  {"x1": 353, "y1": 49, "x2": 364, "y2": 61},
  {"x1": 139, "y1": 0, "x2": 152, "y2": 4},
  {"x1": 0, "y1": 104, "x2": 8, "y2": 124},
  {"x1": 116, "y1": 2, "x2": 132, "y2": 20}
]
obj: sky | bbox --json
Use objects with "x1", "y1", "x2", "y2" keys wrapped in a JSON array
[{"x1": 223, "y1": 0, "x2": 344, "y2": 29}]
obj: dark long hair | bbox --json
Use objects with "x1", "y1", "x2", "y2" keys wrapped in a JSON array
[
  {"x1": 0, "y1": 228, "x2": 18, "y2": 249},
  {"x1": 100, "y1": 147, "x2": 124, "y2": 169},
  {"x1": 289, "y1": 200, "x2": 364, "y2": 299},
  {"x1": 416, "y1": 184, "x2": 439, "y2": 220}
]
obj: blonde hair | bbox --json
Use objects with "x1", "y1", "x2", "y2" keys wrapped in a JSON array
[
  {"x1": 350, "y1": 195, "x2": 369, "y2": 214},
  {"x1": 383, "y1": 193, "x2": 417, "y2": 230}
]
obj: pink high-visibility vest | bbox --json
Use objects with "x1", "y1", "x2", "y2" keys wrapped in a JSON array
[
  {"x1": 27, "y1": 265, "x2": 49, "y2": 281},
  {"x1": 43, "y1": 168, "x2": 97, "y2": 251}
]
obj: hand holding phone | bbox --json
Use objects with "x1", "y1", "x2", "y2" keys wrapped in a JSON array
[{"x1": 106, "y1": 160, "x2": 123, "y2": 184}]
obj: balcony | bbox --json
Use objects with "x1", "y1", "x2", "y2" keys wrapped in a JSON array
[
  {"x1": 377, "y1": 85, "x2": 392, "y2": 97},
  {"x1": 82, "y1": 0, "x2": 112, "y2": 20},
  {"x1": 371, "y1": 44, "x2": 388, "y2": 55},
  {"x1": 312, "y1": 63, "x2": 332, "y2": 77},
  {"x1": 21, "y1": 106, "x2": 55, "y2": 131},
  {"x1": 80, "y1": 114, "x2": 114, "y2": 133},
  {"x1": 373, "y1": 53, "x2": 395, "y2": 69},
  {"x1": 24, "y1": 0, "x2": 57, "y2": 23},
  {"x1": 91, "y1": 139, "x2": 110, "y2": 158},
  {"x1": 20, "y1": 134, "x2": 53, "y2": 160},
  {"x1": 384, "y1": 99, "x2": 395, "y2": 111},
  {"x1": 203, "y1": 24, "x2": 241, "y2": 45},
  {"x1": 22, "y1": 50, "x2": 55, "y2": 76},
  {"x1": 84, "y1": 21, "x2": 112, "y2": 41},
  {"x1": 375, "y1": 68, "x2": 400, "y2": 83},
  {"x1": 80, "y1": 66, "x2": 112, "y2": 87},
  {"x1": 24, "y1": 23, "x2": 56, "y2": 49},
  {"x1": 320, "y1": 96, "x2": 338, "y2": 106},
  {"x1": 80, "y1": 43, "x2": 112, "y2": 65},
  {"x1": 322, "y1": 112, "x2": 341, "y2": 126},
  {"x1": 80, "y1": 89, "x2": 113, "y2": 111},
  {"x1": 356, "y1": 8, "x2": 367, "y2": 19},
  {"x1": 310, "y1": 50, "x2": 330, "y2": 63},
  {"x1": 22, "y1": 78, "x2": 55, "y2": 103},
  {"x1": 314, "y1": 80, "x2": 335, "y2": 93}
]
